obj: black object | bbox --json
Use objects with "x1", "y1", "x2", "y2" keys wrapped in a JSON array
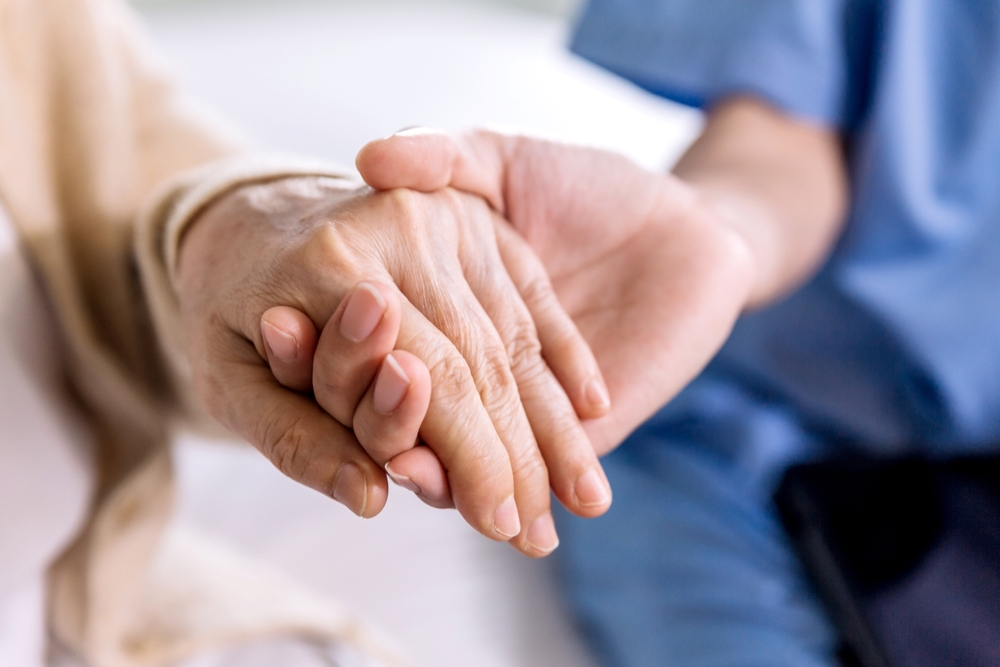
[{"x1": 775, "y1": 456, "x2": 1000, "y2": 667}]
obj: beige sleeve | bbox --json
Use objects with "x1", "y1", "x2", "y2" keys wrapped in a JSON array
[
  {"x1": 0, "y1": 2, "x2": 386, "y2": 665},
  {"x1": 135, "y1": 155, "x2": 355, "y2": 429},
  {"x1": 0, "y1": 0, "x2": 353, "y2": 436}
]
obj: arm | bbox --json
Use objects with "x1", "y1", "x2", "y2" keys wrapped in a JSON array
[
  {"x1": 672, "y1": 97, "x2": 849, "y2": 308},
  {"x1": 354, "y1": 96, "x2": 850, "y2": 453}
]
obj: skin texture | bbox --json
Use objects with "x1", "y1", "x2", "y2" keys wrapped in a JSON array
[
  {"x1": 176, "y1": 176, "x2": 613, "y2": 558},
  {"x1": 351, "y1": 96, "x2": 849, "y2": 455},
  {"x1": 182, "y1": 96, "x2": 848, "y2": 556}
]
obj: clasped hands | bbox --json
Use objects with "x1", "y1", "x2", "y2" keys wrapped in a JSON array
[{"x1": 177, "y1": 130, "x2": 755, "y2": 558}]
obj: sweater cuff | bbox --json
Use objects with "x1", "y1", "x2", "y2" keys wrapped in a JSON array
[{"x1": 134, "y1": 154, "x2": 358, "y2": 422}]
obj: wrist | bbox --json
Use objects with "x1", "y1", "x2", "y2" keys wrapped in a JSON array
[{"x1": 653, "y1": 175, "x2": 760, "y2": 311}]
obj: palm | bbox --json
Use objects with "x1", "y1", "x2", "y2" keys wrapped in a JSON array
[
  {"x1": 501, "y1": 141, "x2": 752, "y2": 453},
  {"x1": 358, "y1": 131, "x2": 754, "y2": 455}
]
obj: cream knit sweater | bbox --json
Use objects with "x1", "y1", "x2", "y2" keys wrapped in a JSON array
[{"x1": 0, "y1": 0, "x2": 401, "y2": 665}]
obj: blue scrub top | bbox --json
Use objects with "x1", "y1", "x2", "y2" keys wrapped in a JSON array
[{"x1": 572, "y1": 1, "x2": 1000, "y2": 454}]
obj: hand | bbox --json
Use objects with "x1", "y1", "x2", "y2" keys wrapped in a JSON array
[
  {"x1": 355, "y1": 130, "x2": 758, "y2": 454},
  {"x1": 176, "y1": 176, "x2": 613, "y2": 556}
]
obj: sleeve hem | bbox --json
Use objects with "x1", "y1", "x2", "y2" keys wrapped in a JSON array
[{"x1": 134, "y1": 153, "x2": 358, "y2": 426}]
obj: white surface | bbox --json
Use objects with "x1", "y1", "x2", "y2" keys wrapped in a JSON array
[
  {"x1": 0, "y1": 205, "x2": 94, "y2": 667},
  {"x1": 172, "y1": 438, "x2": 598, "y2": 667},
  {"x1": 140, "y1": 0, "x2": 701, "y2": 171},
  {"x1": 138, "y1": 2, "x2": 703, "y2": 666},
  {"x1": 0, "y1": 580, "x2": 45, "y2": 667}
]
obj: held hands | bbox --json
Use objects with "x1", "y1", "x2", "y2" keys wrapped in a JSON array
[
  {"x1": 176, "y1": 176, "x2": 612, "y2": 557},
  {"x1": 355, "y1": 129, "x2": 758, "y2": 454},
  {"x1": 178, "y1": 129, "x2": 759, "y2": 557}
]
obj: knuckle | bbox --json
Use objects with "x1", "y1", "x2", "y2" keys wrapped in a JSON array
[
  {"x1": 304, "y1": 224, "x2": 353, "y2": 269},
  {"x1": 516, "y1": 271, "x2": 554, "y2": 309},
  {"x1": 424, "y1": 351, "x2": 500, "y2": 455},
  {"x1": 381, "y1": 188, "x2": 422, "y2": 230},
  {"x1": 508, "y1": 444, "x2": 550, "y2": 487},
  {"x1": 383, "y1": 186, "x2": 420, "y2": 213},
  {"x1": 373, "y1": 189, "x2": 435, "y2": 254},
  {"x1": 427, "y1": 349, "x2": 475, "y2": 405},
  {"x1": 505, "y1": 321, "x2": 544, "y2": 378},
  {"x1": 468, "y1": 344, "x2": 528, "y2": 444},
  {"x1": 474, "y1": 344, "x2": 520, "y2": 409},
  {"x1": 259, "y1": 411, "x2": 311, "y2": 481}
]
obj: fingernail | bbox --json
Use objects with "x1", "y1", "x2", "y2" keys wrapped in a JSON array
[
  {"x1": 575, "y1": 468, "x2": 611, "y2": 508},
  {"x1": 493, "y1": 496, "x2": 520, "y2": 539},
  {"x1": 373, "y1": 353, "x2": 410, "y2": 414},
  {"x1": 333, "y1": 463, "x2": 367, "y2": 517},
  {"x1": 527, "y1": 512, "x2": 560, "y2": 554},
  {"x1": 385, "y1": 461, "x2": 422, "y2": 495},
  {"x1": 340, "y1": 283, "x2": 386, "y2": 342},
  {"x1": 261, "y1": 320, "x2": 298, "y2": 363},
  {"x1": 395, "y1": 127, "x2": 434, "y2": 137},
  {"x1": 584, "y1": 376, "x2": 611, "y2": 411}
]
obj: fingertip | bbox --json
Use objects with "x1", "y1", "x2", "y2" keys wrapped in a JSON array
[
  {"x1": 524, "y1": 512, "x2": 560, "y2": 557},
  {"x1": 386, "y1": 446, "x2": 453, "y2": 509},
  {"x1": 372, "y1": 353, "x2": 411, "y2": 414},
  {"x1": 333, "y1": 460, "x2": 389, "y2": 519},
  {"x1": 569, "y1": 466, "x2": 613, "y2": 518},
  {"x1": 492, "y1": 496, "x2": 520, "y2": 540},
  {"x1": 353, "y1": 349, "x2": 431, "y2": 465},
  {"x1": 356, "y1": 129, "x2": 456, "y2": 192},
  {"x1": 578, "y1": 374, "x2": 613, "y2": 419},
  {"x1": 365, "y1": 471, "x2": 390, "y2": 518},
  {"x1": 261, "y1": 306, "x2": 317, "y2": 361},
  {"x1": 383, "y1": 349, "x2": 431, "y2": 409},
  {"x1": 260, "y1": 306, "x2": 317, "y2": 392}
]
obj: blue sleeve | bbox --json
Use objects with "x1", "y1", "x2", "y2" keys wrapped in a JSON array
[{"x1": 570, "y1": 0, "x2": 852, "y2": 127}]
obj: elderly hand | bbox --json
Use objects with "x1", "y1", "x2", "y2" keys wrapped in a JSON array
[
  {"x1": 354, "y1": 130, "x2": 758, "y2": 454},
  {"x1": 176, "y1": 175, "x2": 613, "y2": 557}
]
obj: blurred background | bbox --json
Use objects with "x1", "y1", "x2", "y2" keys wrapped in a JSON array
[
  {"x1": 129, "y1": 1, "x2": 702, "y2": 666},
  {"x1": 134, "y1": 0, "x2": 701, "y2": 171}
]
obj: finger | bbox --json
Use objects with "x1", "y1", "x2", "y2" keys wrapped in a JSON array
[
  {"x1": 492, "y1": 218, "x2": 612, "y2": 420},
  {"x1": 354, "y1": 350, "x2": 453, "y2": 508},
  {"x1": 195, "y1": 329, "x2": 388, "y2": 518},
  {"x1": 391, "y1": 298, "x2": 524, "y2": 544},
  {"x1": 356, "y1": 128, "x2": 508, "y2": 213},
  {"x1": 398, "y1": 248, "x2": 558, "y2": 556},
  {"x1": 312, "y1": 281, "x2": 401, "y2": 427},
  {"x1": 386, "y1": 446, "x2": 454, "y2": 509},
  {"x1": 352, "y1": 350, "x2": 430, "y2": 464},
  {"x1": 260, "y1": 306, "x2": 318, "y2": 393},
  {"x1": 360, "y1": 136, "x2": 612, "y2": 420},
  {"x1": 463, "y1": 212, "x2": 612, "y2": 519}
]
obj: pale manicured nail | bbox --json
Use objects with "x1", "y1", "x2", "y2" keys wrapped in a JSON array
[
  {"x1": 395, "y1": 127, "x2": 435, "y2": 137},
  {"x1": 340, "y1": 283, "x2": 386, "y2": 342},
  {"x1": 385, "y1": 460, "x2": 422, "y2": 495},
  {"x1": 584, "y1": 376, "x2": 611, "y2": 411},
  {"x1": 493, "y1": 496, "x2": 520, "y2": 539},
  {"x1": 373, "y1": 353, "x2": 410, "y2": 414},
  {"x1": 333, "y1": 463, "x2": 367, "y2": 517},
  {"x1": 575, "y1": 468, "x2": 611, "y2": 508},
  {"x1": 261, "y1": 320, "x2": 298, "y2": 363},
  {"x1": 527, "y1": 512, "x2": 560, "y2": 554}
]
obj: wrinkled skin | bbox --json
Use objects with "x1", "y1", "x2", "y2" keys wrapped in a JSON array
[{"x1": 177, "y1": 175, "x2": 612, "y2": 557}]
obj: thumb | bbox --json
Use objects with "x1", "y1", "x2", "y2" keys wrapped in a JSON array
[{"x1": 356, "y1": 128, "x2": 509, "y2": 213}]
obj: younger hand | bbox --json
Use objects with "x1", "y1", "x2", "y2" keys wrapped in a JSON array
[{"x1": 355, "y1": 130, "x2": 757, "y2": 454}]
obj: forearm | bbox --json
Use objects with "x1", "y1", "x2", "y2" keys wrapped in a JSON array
[{"x1": 672, "y1": 96, "x2": 849, "y2": 309}]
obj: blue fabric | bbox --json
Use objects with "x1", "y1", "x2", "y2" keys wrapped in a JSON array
[
  {"x1": 555, "y1": 375, "x2": 838, "y2": 667},
  {"x1": 562, "y1": 1, "x2": 1000, "y2": 665},
  {"x1": 572, "y1": 0, "x2": 1000, "y2": 452}
]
